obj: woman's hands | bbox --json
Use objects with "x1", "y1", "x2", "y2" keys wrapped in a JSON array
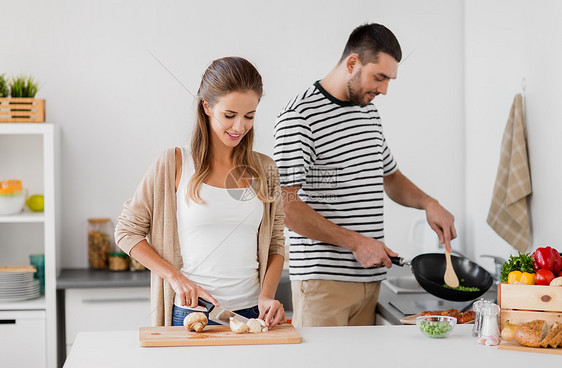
[
  {"x1": 258, "y1": 295, "x2": 286, "y2": 329},
  {"x1": 169, "y1": 271, "x2": 218, "y2": 309}
]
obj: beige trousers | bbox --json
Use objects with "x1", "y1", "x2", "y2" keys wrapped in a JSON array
[{"x1": 291, "y1": 279, "x2": 381, "y2": 327}]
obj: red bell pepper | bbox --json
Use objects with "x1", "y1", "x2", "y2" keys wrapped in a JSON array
[{"x1": 532, "y1": 246, "x2": 562, "y2": 274}]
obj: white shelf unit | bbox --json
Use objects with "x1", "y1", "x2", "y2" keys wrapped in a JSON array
[
  {"x1": 0, "y1": 123, "x2": 59, "y2": 368},
  {"x1": 0, "y1": 210, "x2": 46, "y2": 223}
]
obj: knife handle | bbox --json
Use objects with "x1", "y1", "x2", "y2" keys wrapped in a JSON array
[
  {"x1": 197, "y1": 297, "x2": 215, "y2": 312},
  {"x1": 389, "y1": 257, "x2": 405, "y2": 266}
]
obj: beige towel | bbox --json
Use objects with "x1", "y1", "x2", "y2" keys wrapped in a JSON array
[{"x1": 487, "y1": 94, "x2": 532, "y2": 252}]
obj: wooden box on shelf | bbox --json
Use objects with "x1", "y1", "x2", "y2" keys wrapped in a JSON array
[
  {"x1": 0, "y1": 98, "x2": 45, "y2": 123},
  {"x1": 498, "y1": 283, "x2": 562, "y2": 326}
]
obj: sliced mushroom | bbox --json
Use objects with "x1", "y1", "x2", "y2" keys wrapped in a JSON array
[
  {"x1": 247, "y1": 318, "x2": 268, "y2": 333},
  {"x1": 229, "y1": 316, "x2": 248, "y2": 334},
  {"x1": 183, "y1": 312, "x2": 208, "y2": 332}
]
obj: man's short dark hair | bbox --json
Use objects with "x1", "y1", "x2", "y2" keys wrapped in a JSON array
[{"x1": 340, "y1": 23, "x2": 402, "y2": 64}]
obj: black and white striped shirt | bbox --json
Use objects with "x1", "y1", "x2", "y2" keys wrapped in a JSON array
[{"x1": 274, "y1": 81, "x2": 398, "y2": 282}]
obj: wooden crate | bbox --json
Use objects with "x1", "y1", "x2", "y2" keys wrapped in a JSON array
[
  {"x1": 0, "y1": 98, "x2": 45, "y2": 123},
  {"x1": 498, "y1": 283, "x2": 562, "y2": 326}
]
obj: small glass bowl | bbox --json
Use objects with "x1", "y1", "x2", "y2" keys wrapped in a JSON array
[{"x1": 416, "y1": 315, "x2": 457, "y2": 338}]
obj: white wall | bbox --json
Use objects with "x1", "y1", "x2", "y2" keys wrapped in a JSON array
[
  {"x1": 465, "y1": 0, "x2": 562, "y2": 269},
  {"x1": 1, "y1": 0, "x2": 465, "y2": 267}
]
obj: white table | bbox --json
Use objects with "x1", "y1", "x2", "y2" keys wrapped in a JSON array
[{"x1": 63, "y1": 325, "x2": 559, "y2": 368}]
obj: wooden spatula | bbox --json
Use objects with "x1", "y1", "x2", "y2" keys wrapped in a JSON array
[{"x1": 444, "y1": 249, "x2": 460, "y2": 288}]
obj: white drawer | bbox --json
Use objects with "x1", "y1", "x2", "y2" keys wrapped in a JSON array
[
  {"x1": 0, "y1": 310, "x2": 46, "y2": 368},
  {"x1": 65, "y1": 287, "x2": 150, "y2": 344}
]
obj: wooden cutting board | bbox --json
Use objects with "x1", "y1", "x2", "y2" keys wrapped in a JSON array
[
  {"x1": 0, "y1": 266, "x2": 36, "y2": 273},
  {"x1": 498, "y1": 341, "x2": 562, "y2": 355},
  {"x1": 139, "y1": 324, "x2": 301, "y2": 347},
  {"x1": 400, "y1": 313, "x2": 422, "y2": 325}
]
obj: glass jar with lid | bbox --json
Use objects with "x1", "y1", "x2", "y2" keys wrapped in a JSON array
[
  {"x1": 87, "y1": 218, "x2": 112, "y2": 269},
  {"x1": 109, "y1": 241, "x2": 129, "y2": 271},
  {"x1": 129, "y1": 256, "x2": 146, "y2": 272}
]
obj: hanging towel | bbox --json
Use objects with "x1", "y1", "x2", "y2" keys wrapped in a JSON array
[{"x1": 487, "y1": 94, "x2": 532, "y2": 252}]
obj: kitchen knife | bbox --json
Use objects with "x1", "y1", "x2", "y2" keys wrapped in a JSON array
[{"x1": 198, "y1": 298, "x2": 250, "y2": 327}]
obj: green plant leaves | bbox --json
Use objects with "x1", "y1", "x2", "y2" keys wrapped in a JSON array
[
  {"x1": 0, "y1": 74, "x2": 9, "y2": 97},
  {"x1": 7, "y1": 75, "x2": 39, "y2": 98}
]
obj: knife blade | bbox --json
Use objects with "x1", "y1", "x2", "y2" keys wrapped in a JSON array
[{"x1": 198, "y1": 298, "x2": 250, "y2": 327}]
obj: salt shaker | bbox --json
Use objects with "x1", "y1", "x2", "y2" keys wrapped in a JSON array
[
  {"x1": 479, "y1": 302, "x2": 501, "y2": 346},
  {"x1": 472, "y1": 299, "x2": 485, "y2": 337}
]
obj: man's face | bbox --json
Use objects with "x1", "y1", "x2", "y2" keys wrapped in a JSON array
[{"x1": 347, "y1": 52, "x2": 398, "y2": 107}]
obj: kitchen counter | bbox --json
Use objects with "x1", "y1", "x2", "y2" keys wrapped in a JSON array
[
  {"x1": 64, "y1": 325, "x2": 559, "y2": 367},
  {"x1": 377, "y1": 266, "x2": 498, "y2": 325},
  {"x1": 57, "y1": 268, "x2": 151, "y2": 289}
]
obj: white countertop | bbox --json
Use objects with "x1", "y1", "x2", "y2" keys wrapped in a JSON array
[{"x1": 63, "y1": 325, "x2": 559, "y2": 368}]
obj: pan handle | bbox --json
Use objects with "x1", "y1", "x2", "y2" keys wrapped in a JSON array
[{"x1": 389, "y1": 257, "x2": 406, "y2": 267}]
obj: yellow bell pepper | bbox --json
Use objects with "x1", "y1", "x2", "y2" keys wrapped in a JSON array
[
  {"x1": 520, "y1": 272, "x2": 536, "y2": 285},
  {"x1": 508, "y1": 270, "x2": 535, "y2": 285},
  {"x1": 507, "y1": 270, "x2": 522, "y2": 284}
]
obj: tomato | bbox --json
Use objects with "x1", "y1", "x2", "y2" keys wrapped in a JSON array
[
  {"x1": 559, "y1": 270, "x2": 562, "y2": 278},
  {"x1": 535, "y1": 269, "x2": 555, "y2": 285}
]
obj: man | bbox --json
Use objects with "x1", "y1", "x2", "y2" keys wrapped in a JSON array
[{"x1": 273, "y1": 23, "x2": 456, "y2": 327}]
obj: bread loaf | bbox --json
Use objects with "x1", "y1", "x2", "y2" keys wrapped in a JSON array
[
  {"x1": 540, "y1": 322, "x2": 562, "y2": 348},
  {"x1": 550, "y1": 328, "x2": 562, "y2": 348},
  {"x1": 514, "y1": 320, "x2": 549, "y2": 348}
]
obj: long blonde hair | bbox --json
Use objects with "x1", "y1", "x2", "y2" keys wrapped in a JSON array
[{"x1": 187, "y1": 57, "x2": 272, "y2": 204}]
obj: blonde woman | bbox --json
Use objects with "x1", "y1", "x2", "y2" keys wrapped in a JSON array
[{"x1": 115, "y1": 57, "x2": 286, "y2": 328}]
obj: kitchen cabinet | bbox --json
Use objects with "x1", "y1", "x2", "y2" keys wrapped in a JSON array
[
  {"x1": 64, "y1": 287, "x2": 150, "y2": 356},
  {"x1": 0, "y1": 123, "x2": 59, "y2": 368},
  {"x1": 0, "y1": 310, "x2": 46, "y2": 368},
  {"x1": 375, "y1": 312, "x2": 392, "y2": 326}
]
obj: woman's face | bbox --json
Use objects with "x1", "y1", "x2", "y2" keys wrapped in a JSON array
[{"x1": 203, "y1": 90, "x2": 259, "y2": 149}]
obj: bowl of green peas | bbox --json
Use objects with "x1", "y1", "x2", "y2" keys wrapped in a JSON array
[{"x1": 416, "y1": 316, "x2": 456, "y2": 338}]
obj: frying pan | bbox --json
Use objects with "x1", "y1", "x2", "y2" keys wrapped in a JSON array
[{"x1": 390, "y1": 253, "x2": 493, "y2": 302}]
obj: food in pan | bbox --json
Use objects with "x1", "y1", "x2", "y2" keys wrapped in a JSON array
[{"x1": 442, "y1": 284, "x2": 480, "y2": 292}]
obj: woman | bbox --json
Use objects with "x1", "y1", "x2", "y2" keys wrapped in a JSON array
[{"x1": 115, "y1": 57, "x2": 286, "y2": 329}]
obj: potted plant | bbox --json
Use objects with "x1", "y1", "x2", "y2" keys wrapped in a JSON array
[
  {"x1": 0, "y1": 74, "x2": 44, "y2": 123},
  {"x1": 10, "y1": 75, "x2": 38, "y2": 98},
  {"x1": 0, "y1": 74, "x2": 9, "y2": 97}
]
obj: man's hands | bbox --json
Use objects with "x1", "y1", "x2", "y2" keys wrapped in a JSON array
[
  {"x1": 424, "y1": 198, "x2": 456, "y2": 252},
  {"x1": 347, "y1": 233, "x2": 398, "y2": 268},
  {"x1": 347, "y1": 197, "x2": 456, "y2": 268}
]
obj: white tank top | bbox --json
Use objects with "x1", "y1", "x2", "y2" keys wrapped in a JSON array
[{"x1": 174, "y1": 146, "x2": 263, "y2": 310}]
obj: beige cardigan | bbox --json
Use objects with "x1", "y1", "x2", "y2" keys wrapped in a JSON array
[{"x1": 115, "y1": 148, "x2": 285, "y2": 326}]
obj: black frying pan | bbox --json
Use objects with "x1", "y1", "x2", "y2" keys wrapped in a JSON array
[{"x1": 390, "y1": 253, "x2": 493, "y2": 301}]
